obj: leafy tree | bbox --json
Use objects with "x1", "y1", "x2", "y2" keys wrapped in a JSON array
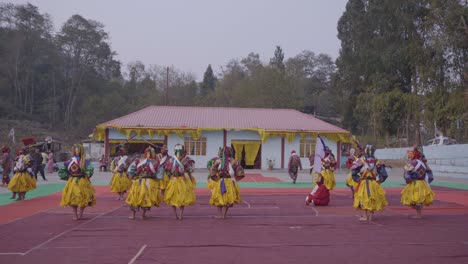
[
  {"x1": 56, "y1": 14, "x2": 120, "y2": 128},
  {"x1": 200, "y1": 64, "x2": 216, "y2": 96},
  {"x1": 269, "y1": 45, "x2": 285, "y2": 71},
  {"x1": 285, "y1": 51, "x2": 336, "y2": 116}
]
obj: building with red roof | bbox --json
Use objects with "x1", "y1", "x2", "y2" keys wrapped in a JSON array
[{"x1": 94, "y1": 106, "x2": 350, "y2": 169}]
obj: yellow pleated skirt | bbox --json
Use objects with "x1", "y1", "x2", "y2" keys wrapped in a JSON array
[
  {"x1": 164, "y1": 176, "x2": 196, "y2": 207},
  {"x1": 321, "y1": 169, "x2": 336, "y2": 190},
  {"x1": 346, "y1": 173, "x2": 358, "y2": 189},
  {"x1": 209, "y1": 178, "x2": 241, "y2": 206},
  {"x1": 8, "y1": 172, "x2": 36, "y2": 193},
  {"x1": 60, "y1": 177, "x2": 96, "y2": 208},
  {"x1": 126, "y1": 178, "x2": 161, "y2": 208},
  {"x1": 110, "y1": 172, "x2": 132, "y2": 193},
  {"x1": 353, "y1": 178, "x2": 388, "y2": 211},
  {"x1": 159, "y1": 172, "x2": 170, "y2": 190},
  {"x1": 401, "y1": 180, "x2": 434, "y2": 206}
]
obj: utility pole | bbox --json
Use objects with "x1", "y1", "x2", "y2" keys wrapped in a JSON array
[{"x1": 166, "y1": 67, "x2": 169, "y2": 106}]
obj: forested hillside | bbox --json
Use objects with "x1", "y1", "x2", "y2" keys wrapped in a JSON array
[{"x1": 0, "y1": 1, "x2": 466, "y2": 150}]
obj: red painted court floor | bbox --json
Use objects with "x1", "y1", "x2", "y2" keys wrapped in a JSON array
[{"x1": 0, "y1": 185, "x2": 467, "y2": 264}]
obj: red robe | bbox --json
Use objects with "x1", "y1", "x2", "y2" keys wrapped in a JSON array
[{"x1": 305, "y1": 179, "x2": 330, "y2": 206}]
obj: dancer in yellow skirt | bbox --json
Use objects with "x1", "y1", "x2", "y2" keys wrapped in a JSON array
[
  {"x1": 59, "y1": 144, "x2": 96, "y2": 220},
  {"x1": 126, "y1": 146, "x2": 161, "y2": 220},
  {"x1": 164, "y1": 144, "x2": 196, "y2": 220},
  {"x1": 351, "y1": 144, "x2": 389, "y2": 221},
  {"x1": 156, "y1": 145, "x2": 171, "y2": 195},
  {"x1": 209, "y1": 146, "x2": 245, "y2": 219},
  {"x1": 345, "y1": 137, "x2": 363, "y2": 198},
  {"x1": 110, "y1": 145, "x2": 132, "y2": 200},
  {"x1": 401, "y1": 146, "x2": 434, "y2": 219},
  {"x1": 306, "y1": 136, "x2": 336, "y2": 206},
  {"x1": 8, "y1": 149, "x2": 36, "y2": 201}
]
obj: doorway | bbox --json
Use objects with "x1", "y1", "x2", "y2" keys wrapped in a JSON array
[{"x1": 231, "y1": 140, "x2": 262, "y2": 169}]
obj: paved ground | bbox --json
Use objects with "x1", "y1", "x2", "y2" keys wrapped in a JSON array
[
  {"x1": 3, "y1": 165, "x2": 468, "y2": 189},
  {"x1": 2, "y1": 166, "x2": 468, "y2": 198},
  {"x1": 2, "y1": 166, "x2": 468, "y2": 264}
]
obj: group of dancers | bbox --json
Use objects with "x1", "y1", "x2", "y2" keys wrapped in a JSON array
[
  {"x1": 3, "y1": 136, "x2": 435, "y2": 221},
  {"x1": 306, "y1": 137, "x2": 435, "y2": 221},
  {"x1": 57, "y1": 143, "x2": 244, "y2": 220}
]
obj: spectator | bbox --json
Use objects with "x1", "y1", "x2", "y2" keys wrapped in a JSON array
[
  {"x1": 41, "y1": 150, "x2": 48, "y2": 174},
  {"x1": 99, "y1": 155, "x2": 108, "y2": 172},
  {"x1": 47, "y1": 150, "x2": 55, "y2": 173},
  {"x1": 32, "y1": 148, "x2": 47, "y2": 181},
  {"x1": 288, "y1": 150, "x2": 302, "y2": 184}
]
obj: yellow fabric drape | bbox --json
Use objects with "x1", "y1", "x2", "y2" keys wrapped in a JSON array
[
  {"x1": 94, "y1": 125, "x2": 351, "y2": 144},
  {"x1": 231, "y1": 143, "x2": 243, "y2": 161},
  {"x1": 243, "y1": 142, "x2": 261, "y2": 166}
]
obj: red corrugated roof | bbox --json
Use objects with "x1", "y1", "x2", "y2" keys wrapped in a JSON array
[{"x1": 98, "y1": 106, "x2": 347, "y2": 132}]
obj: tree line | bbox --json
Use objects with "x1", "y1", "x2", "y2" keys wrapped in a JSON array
[{"x1": 0, "y1": 1, "x2": 466, "y2": 147}]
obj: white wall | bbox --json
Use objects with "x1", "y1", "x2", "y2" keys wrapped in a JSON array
[
  {"x1": 167, "y1": 130, "x2": 224, "y2": 169},
  {"x1": 262, "y1": 137, "x2": 282, "y2": 169},
  {"x1": 282, "y1": 135, "x2": 338, "y2": 171},
  {"x1": 375, "y1": 144, "x2": 468, "y2": 179},
  {"x1": 107, "y1": 128, "x2": 342, "y2": 170},
  {"x1": 83, "y1": 142, "x2": 105, "y2": 161}
]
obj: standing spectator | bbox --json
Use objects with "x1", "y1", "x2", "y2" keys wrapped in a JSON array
[
  {"x1": 99, "y1": 155, "x2": 108, "y2": 172},
  {"x1": 288, "y1": 150, "x2": 302, "y2": 184},
  {"x1": 32, "y1": 148, "x2": 47, "y2": 181},
  {"x1": 1, "y1": 146, "x2": 12, "y2": 186},
  {"x1": 47, "y1": 150, "x2": 55, "y2": 173},
  {"x1": 308, "y1": 152, "x2": 314, "y2": 174},
  {"x1": 41, "y1": 150, "x2": 48, "y2": 175}
]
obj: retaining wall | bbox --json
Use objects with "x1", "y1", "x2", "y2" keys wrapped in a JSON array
[{"x1": 375, "y1": 144, "x2": 468, "y2": 179}]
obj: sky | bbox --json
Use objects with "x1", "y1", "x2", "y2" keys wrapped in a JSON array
[{"x1": 10, "y1": 0, "x2": 348, "y2": 81}]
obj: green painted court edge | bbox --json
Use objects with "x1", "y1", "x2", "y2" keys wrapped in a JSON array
[
  {"x1": 0, "y1": 183, "x2": 65, "y2": 206},
  {"x1": 1, "y1": 181, "x2": 467, "y2": 206}
]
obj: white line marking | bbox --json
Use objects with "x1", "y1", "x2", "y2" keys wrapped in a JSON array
[
  {"x1": 0, "y1": 252, "x2": 25, "y2": 256},
  {"x1": 22, "y1": 205, "x2": 124, "y2": 256},
  {"x1": 128, "y1": 245, "x2": 147, "y2": 264},
  {"x1": 243, "y1": 200, "x2": 252, "y2": 208}
]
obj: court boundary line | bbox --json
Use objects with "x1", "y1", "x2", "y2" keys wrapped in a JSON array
[
  {"x1": 128, "y1": 244, "x2": 147, "y2": 264},
  {"x1": 0, "y1": 252, "x2": 25, "y2": 256},
  {"x1": 21, "y1": 205, "x2": 124, "y2": 256}
]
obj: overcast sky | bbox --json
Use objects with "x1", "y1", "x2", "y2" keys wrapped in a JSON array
[{"x1": 10, "y1": 0, "x2": 348, "y2": 81}]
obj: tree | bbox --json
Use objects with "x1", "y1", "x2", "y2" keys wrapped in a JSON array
[
  {"x1": 56, "y1": 14, "x2": 119, "y2": 128},
  {"x1": 269, "y1": 45, "x2": 285, "y2": 71},
  {"x1": 200, "y1": 64, "x2": 216, "y2": 96},
  {"x1": 285, "y1": 51, "x2": 336, "y2": 116}
]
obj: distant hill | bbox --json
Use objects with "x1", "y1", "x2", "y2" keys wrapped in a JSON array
[{"x1": 0, "y1": 118, "x2": 84, "y2": 154}]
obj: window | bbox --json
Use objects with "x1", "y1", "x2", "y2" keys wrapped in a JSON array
[
  {"x1": 300, "y1": 139, "x2": 315, "y2": 158},
  {"x1": 184, "y1": 137, "x2": 207, "y2": 156}
]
